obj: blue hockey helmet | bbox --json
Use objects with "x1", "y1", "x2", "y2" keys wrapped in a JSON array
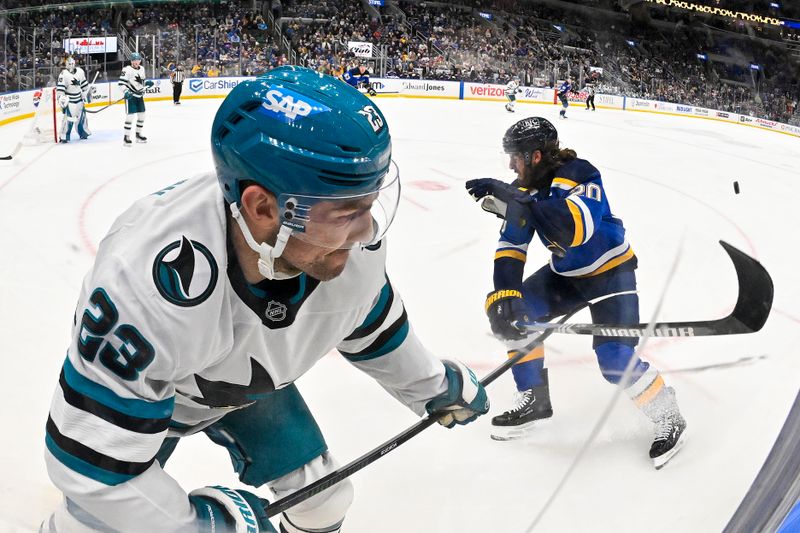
[
  {"x1": 130, "y1": 52, "x2": 142, "y2": 62},
  {"x1": 212, "y1": 65, "x2": 398, "y2": 250}
]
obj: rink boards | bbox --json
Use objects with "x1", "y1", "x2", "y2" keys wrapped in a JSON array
[{"x1": 0, "y1": 75, "x2": 798, "y2": 139}]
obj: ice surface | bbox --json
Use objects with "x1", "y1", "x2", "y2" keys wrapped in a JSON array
[{"x1": 0, "y1": 97, "x2": 798, "y2": 532}]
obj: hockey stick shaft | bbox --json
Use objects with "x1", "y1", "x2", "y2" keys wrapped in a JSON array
[
  {"x1": 265, "y1": 307, "x2": 584, "y2": 518},
  {"x1": 516, "y1": 240, "x2": 773, "y2": 338},
  {"x1": 85, "y1": 97, "x2": 124, "y2": 114}
]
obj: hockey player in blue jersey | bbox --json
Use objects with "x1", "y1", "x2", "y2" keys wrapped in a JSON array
[
  {"x1": 557, "y1": 78, "x2": 572, "y2": 118},
  {"x1": 465, "y1": 117, "x2": 687, "y2": 469},
  {"x1": 342, "y1": 63, "x2": 376, "y2": 96},
  {"x1": 41, "y1": 66, "x2": 488, "y2": 533}
]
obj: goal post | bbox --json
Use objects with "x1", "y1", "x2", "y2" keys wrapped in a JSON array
[{"x1": 23, "y1": 86, "x2": 58, "y2": 144}]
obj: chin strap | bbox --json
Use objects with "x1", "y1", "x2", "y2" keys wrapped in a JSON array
[{"x1": 229, "y1": 202, "x2": 294, "y2": 280}]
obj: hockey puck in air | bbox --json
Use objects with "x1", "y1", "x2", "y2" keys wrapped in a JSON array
[{"x1": 733, "y1": 181, "x2": 740, "y2": 194}]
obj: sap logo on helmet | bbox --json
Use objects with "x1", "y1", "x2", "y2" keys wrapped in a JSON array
[{"x1": 259, "y1": 84, "x2": 331, "y2": 123}]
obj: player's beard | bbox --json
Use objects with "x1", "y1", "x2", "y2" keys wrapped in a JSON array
[
  {"x1": 276, "y1": 245, "x2": 350, "y2": 281},
  {"x1": 520, "y1": 160, "x2": 554, "y2": 191}
]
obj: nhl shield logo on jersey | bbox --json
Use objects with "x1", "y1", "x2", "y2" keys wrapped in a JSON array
[
  {"x1": 152, "y1": 236, "x2": 218, "y2": 307},
  {"x1": 265, "y1": 300, "x2": 287, "y2": 322}
]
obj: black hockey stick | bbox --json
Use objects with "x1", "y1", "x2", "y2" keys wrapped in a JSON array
[
  {"x1": 515, "y1": 240, "x2": 773, "y2": 338},
  {"x1": 85, "y1": 97, "x2": 124, "y2": 114},
  {"x1": 264, "y1": 307, "x2": 584, "y2": 518}
]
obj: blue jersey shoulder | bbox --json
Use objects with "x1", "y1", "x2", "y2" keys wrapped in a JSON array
[{"x1": 553, "y1": 158, "x2": 600, "y2": 186}]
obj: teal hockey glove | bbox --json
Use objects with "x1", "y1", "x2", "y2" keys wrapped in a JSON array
[
  {"x1": 145, "y1": 79, "x2": 155, "y2": 87},
  {"x1": 189, "y1": 485, "x2": 277, "y2": 533},
  {"x1": 426, "y1": 360, "x2": 489, "y2": 428}
]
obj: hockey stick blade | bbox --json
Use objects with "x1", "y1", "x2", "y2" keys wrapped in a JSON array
[
  {"x1": 264, "y1": 307, "x2": 584, "y2": 518},
  {"x1": 0, "y1": 142, "x2": 23, "y2": 160},
  {"x1": 516, "y1": 240, "x2": 773, "y2": 338}
]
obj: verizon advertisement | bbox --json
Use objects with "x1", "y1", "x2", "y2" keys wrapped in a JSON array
[{"x1": 463, "y1": 82, "x2": 554, "y2": 103}]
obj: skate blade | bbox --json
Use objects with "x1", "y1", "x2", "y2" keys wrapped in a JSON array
[
  {"x1": 490, "y1": 420, "x2": 542, "y2": 441},
  {"x1": 652, "y1": 428, "x2": 688, "y2": 470}
]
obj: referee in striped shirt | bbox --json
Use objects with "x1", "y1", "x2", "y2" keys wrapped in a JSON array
[{"x1": 170, "y1": 64, "x2": 186, "y2": 105}]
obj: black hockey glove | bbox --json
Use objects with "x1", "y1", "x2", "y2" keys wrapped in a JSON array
[
  {"x1": 466, "y1": 178, "x2": 536, "y2": 245},
  {"x1": 485, "y1": 289, "x2": 530, "y2": 341}
]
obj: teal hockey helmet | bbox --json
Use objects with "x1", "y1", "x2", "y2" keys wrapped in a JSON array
[
  {"x1": 130, "y1": 52, "x2": 142, "y2": 62},
  {"x1": 212, "y1": 66, "x2": 399, "y2": 252}
]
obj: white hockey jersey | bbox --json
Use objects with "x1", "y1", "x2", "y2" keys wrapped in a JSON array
[
  {"x1": 44, "y1": 173, "x2": 448, "y2": 531},
  {"x1": 56, "y1": 67, "x2": 88, "y2": 105},
  {"x1": 504, "y1": 79, "x2": 520, "y2": 96},
  {"x1": 119, "y1": 64, "x2": 148, "y2": 98}
]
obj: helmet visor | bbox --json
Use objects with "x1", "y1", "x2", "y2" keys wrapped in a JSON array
[{"x1": 277, "y1": 161, "x2": 400, "y2": 250}]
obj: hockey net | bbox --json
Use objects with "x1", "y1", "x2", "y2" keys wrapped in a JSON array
[{"x1": 23, "y1": 87, "x2": 58, "y2": 144}]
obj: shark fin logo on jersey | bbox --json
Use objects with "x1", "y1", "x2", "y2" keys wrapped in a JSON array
[
  {"x1": 153, "y1": 236, "x2": 218, "y2": 307},
  {"x1": 259, "y1": 84, "x2": 331, "y2": 123},
  {"x1": 192, "y1": 357, "x2": 276, "y2": 407}
]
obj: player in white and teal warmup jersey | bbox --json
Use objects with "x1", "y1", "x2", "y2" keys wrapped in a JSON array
[
  {"x1": 118, "y1": 52, "x2": 153, "y2": 146},
  {"x1": 42, "y1": 66, "x2": 488, "y2": 533}
]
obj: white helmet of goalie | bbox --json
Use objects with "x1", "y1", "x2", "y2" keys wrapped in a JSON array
[{"x1": 65, "y1": 57, "x2": 76, "y2": 72}]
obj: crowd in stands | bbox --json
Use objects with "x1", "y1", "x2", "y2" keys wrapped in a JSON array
[
  {"x1": 122, "y1": 1, "x2": 278, "y2": 77},
  {"x1": 0, "y1": 0, "x2": 796, "y2": 125}
]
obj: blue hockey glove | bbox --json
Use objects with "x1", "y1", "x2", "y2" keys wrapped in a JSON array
[
  {"x1": 466, "y1": 178, "x2": 536, "y2": 244},
  {"x1": 189, "y1": 485, "x2": 277, "y2": 532},
  {"x1": 426, "y1": 359, "x2": 489, "y2": 428},
  {"x1": 145, "y1": 79, "x2": 155, "y2": 87},
  {"x1": 485, "y1": 289, "x2": 530, "y2": 341}
]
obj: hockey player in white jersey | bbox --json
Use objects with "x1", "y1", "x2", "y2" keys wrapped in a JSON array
[
  {"x1": 41, "y1": 65, "x2": 489, "y2": 533},
  {"x1": 504, "y1": 75, "x2": 522, "y2": 113},
  {"x1": 118, "y1": 51, "x2": 153, "y2": 146},
  {"x1": 56, "y1": 57, "x2": 90, "y2": 142}
]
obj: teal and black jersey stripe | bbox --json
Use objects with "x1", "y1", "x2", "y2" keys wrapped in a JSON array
[
  {"x1": 339, "y1": 276, "x2": 409, "y2": 362},
  {"x1": 343, "y1": 276, "x2": 394, "y2": 341},
  {"x1": 340, "y1": 309, "x2": 409, "y2": 362},
  {"x1": 45, "y1": 417, "x2": 154, "y2": 485},
  {"x1": 59, "y1": 357, "x2": 174, "y2": 422},
  {"x1": 119, "y1": 79, "x2": 143, "y2": 97},
  {"x1": 46, "y1": 357, "x2": 173, "y2": 485},
  {"x1": 58, "y1": 369, "x2": 170, "y2": 434}
]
